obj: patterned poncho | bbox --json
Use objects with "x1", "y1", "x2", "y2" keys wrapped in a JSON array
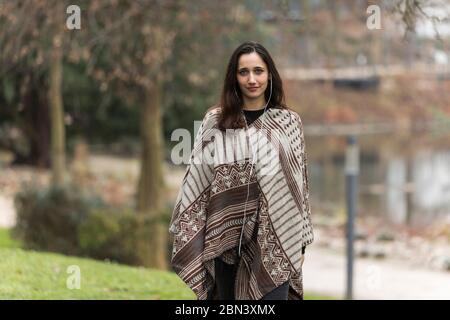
[{"x1": 169, "y1": 106, "x2": 314, "y2": 300}]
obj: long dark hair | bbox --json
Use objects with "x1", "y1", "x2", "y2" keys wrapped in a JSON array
[{"x1": 214, "y1": 41, "x2": 288, "y2": 130}]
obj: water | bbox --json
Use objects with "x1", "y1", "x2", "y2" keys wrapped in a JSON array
[{"x1": 306, "y1": 128, "x2": 450, "y2": 228}]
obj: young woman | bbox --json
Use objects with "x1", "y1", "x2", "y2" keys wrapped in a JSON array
[{"x1": 169, "y1": 41, "x2": 314, "y2": 300}]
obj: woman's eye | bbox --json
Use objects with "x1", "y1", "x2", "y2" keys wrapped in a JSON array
[{"x1": 239, "y1": 70, "x2": 263, "y2": 75}]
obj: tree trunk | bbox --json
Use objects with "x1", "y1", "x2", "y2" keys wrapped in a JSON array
[
  {"x1": 11, "y1": 71, "x2": 51, "y2": 168},
  {"x1": 49, "y1": 31, "x2": 66, "y2": 186},
  {"x1": 300, "y1": 0, "x2": 311, "y2": 67},
  {"x1": 28, "y1": 72, "x2": 51, "y2": 168},
  {"x1": 136, "y1": 76, "x2": 167, "y2": 269}
]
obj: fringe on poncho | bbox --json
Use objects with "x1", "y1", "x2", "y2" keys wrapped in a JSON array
[{"x1": 169, "y1": 106, "x2": 314, "y2": 300}]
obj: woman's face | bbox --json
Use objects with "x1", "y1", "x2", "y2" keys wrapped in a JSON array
[{"x1": 236, "y1": 52, "x2": 270, "y2": 101}]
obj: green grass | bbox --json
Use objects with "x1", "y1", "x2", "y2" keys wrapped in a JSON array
[
  {"x1": 0, "y1": 247, "x2": 196, "y2": 299},
  {"x1": 304, "y1": 292, "x2": 338, "y2": 300},
  {"x1": 0, "y1": 228, "x2": 21, "y2": 249},
  {"x1": 0, "y1": 228, "x2": 196, "y2": 299},
  {"x1": 0, "y1": 228, "x2": 336, "y2": 299}
]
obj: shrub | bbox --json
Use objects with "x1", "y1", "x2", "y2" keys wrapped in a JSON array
[
  {"x1": 78, "y1": 206, "x2": 171, "y2": 266},
  {"x1": 12, "y1": 183, "x2": 104, "y2": 255},
  {"x1": 13, "y1": 181, "x2": 172, "y2": 267},
  {"x1": 78, "y1": 207, "x2": 135, "y2": 263}
]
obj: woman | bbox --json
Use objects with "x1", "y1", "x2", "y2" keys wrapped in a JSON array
[{"x1": 169, "y1": 41, "x2": 314, "y2": 300}]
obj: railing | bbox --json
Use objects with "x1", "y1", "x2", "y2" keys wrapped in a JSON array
[{"x1": 281, "y1": 63, "x2": 450, "y2": 81}]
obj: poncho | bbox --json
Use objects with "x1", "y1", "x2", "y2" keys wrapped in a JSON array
[{"x1": 169, "y1": 106, "x2": 314, "y2": 300}]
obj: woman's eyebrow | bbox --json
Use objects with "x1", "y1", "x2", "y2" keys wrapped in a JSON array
[{"x1": 238, "y1": 66, "x2": 265, "y2": 71}]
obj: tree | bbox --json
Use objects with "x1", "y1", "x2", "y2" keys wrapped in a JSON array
[
  {"x1": 48, "y1": 1, "x2": 66, "y2": 185},
  {"x1": 81, "y1": 0, "x2": 178, "y2": 269},
  {"x1": 390, "y1": 0, "x2": 447, "y2": 39},
  {"x1": 0, "y1": 0, "x2": 69, "y2": 184},
  {"x1": 84, "y1": 0, "x2": 262, "y2": 269}
]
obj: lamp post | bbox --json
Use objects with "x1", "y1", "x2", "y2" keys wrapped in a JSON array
[{"x1": 345, "y1": 135, "x2": 359, "y2": 300}]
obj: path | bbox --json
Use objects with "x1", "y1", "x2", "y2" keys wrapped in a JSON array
[
  {"x1": 303, "y1": 244, "x2": 450, "y2": 299},
  {"x1": 0, "y1": 195, "x2": 14, "y2": 228}
]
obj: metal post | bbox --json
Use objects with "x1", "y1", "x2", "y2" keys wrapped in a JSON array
[{"x1": 345, "y1": 135, "x2": 359, "y2": 300}]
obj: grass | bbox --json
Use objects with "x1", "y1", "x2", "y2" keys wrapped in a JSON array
[
  {"x1": 305, "y1": 292, "x2": 337, "y2": 300},
  {"x1": 0, "y1": 227, "x2": 21, "y2": 249},
  {"x1": 0, "y1": 227, "x2": 196, "y2": 299},
  {"x1": 0, "y1": 247, "x2": 196, "y2": 299},
  {"x1": 0, "y1": 228, "x2": 336, "y2": 299}
]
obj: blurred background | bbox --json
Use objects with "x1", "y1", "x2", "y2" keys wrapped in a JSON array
[{"x1": 0, "y1": 0, "x2": 449, "y2": 300}]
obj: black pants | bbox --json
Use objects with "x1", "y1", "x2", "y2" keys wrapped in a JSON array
[{"x1": 212, "y1": 257, "x2": 290, "y2": 300}]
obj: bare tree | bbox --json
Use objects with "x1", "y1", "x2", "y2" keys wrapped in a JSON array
[{"x1": 0, "y1": 0, "x2": 70, "y2": 184}]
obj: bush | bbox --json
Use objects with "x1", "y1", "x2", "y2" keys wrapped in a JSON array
[
  {"x1": 13, "y1": 181, "x2": 172, "y2": 267},
  {"x1": 78, "y1": 207, "x2": 171, "y2": 266},
  {"x1": 78, "y1": 207, "x2": 138, "y2": 264},
  {"x1": 12, "y1": 183, "x2": 104, "y2": 255}
]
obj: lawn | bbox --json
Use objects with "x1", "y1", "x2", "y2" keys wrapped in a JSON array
[
  {"x1": 0, "y1": 227, "x2": 20, "y2": 249},
  {"x1": 0, "y1": 247, "x2": 197, "y2": 299},
  {"x1": 0, "y1": 228, "x2": 334, "y2": 300}
]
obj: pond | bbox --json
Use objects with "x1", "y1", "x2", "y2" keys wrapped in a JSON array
[{"x1": 306, "y1": 125, "x2": 450, "y2": 228}]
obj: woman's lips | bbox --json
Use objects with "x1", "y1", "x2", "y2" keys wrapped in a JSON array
[{"x1": 247, "y1": 87, "x2": 259, "y2": 92}]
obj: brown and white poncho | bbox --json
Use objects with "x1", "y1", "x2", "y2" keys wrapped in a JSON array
[{"x1": 169, "y1": 106, "x2": 314, "y2": 300}]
